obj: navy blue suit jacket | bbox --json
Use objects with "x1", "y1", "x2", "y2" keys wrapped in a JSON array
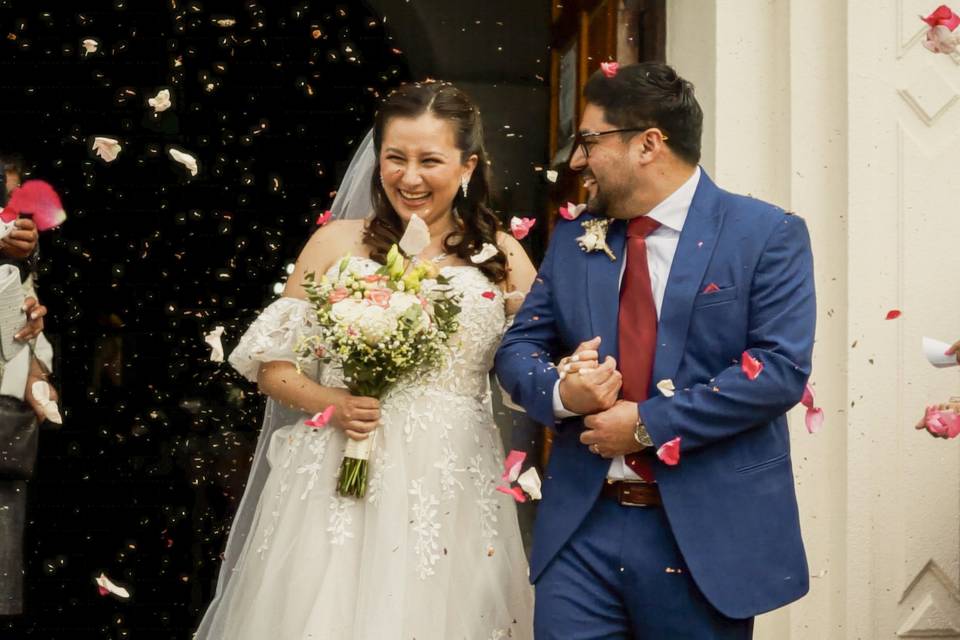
[{"x1": 494, "y1": 171, "x2": 815, "y2": 619}]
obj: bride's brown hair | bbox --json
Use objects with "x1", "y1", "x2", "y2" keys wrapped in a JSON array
[{"x1": 363, "y1": 81, "x2": 507, "y2": 284}]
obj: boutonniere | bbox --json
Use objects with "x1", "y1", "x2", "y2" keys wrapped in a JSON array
[{"x1": 576, "y1": 218, "x2": 616, "y2": 261}]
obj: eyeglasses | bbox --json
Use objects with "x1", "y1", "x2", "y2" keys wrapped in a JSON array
[{"x1": 568, "y1": 127, "x2": 668, "y2": 163}]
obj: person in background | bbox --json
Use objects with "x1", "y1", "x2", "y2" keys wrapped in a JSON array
[{"x1": 0, "y1": 152, "x2": 57, "y2": 617}]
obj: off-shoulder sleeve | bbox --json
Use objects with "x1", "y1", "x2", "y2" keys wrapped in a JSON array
[{"x1": 227, "y1": 297, "x2": 317, "y2": 383}]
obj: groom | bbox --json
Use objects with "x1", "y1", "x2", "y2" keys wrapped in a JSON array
[{"x1": 495, "y1": 62, "x2": 815, "y2": 638}]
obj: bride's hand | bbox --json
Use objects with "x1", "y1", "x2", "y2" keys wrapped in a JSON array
[{"x1": 327, "y1": 388, "x2": 381, "y2": 441}]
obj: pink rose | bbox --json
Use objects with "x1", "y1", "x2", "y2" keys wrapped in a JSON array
[
  {"x1": 366, "y1": 288, "x2": 392, "y2": 307},
  {"x1": 328, "y1": 287, "x2": 350, "y2": 304}
]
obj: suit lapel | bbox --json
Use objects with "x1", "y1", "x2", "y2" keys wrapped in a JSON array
[
  {"x1": 653, "y1": 173, "x2": 724, "y2": 385},
  {"x1": 585, "y1": 218, "x2": 626, "y2": 361}
]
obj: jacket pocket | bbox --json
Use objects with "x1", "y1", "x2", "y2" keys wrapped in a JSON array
[
  {"x1": 736, "y1": 452, "x2": 788, "y2": 474},
  {"x1": 693, "y1": 285, "x2": 738, "y2": 308}
]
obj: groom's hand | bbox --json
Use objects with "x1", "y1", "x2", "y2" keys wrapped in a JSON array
[
  {"x1": 559, "y1": 354, "x2": 621, "y2": 415},
  {"x1": 581, "y1": 400, "x2": 644, "y2": 458}
]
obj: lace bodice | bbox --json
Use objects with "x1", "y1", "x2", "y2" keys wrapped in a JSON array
[{"x1": 229, "y1": 257, "x2": 507, "y2": 399}]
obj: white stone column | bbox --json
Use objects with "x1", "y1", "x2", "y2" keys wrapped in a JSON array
[{"x1": 668, "y1": 1, "x2": 960, "y2": 637}]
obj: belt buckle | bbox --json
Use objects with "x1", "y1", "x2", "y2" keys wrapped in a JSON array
[{"x1": 618, "y1": 481, "x2": 652, "y2": 508}]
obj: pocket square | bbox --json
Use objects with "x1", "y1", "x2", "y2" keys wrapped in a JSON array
[{"x1": 702, "y1": 282, "x2": 720, "y2": 294}]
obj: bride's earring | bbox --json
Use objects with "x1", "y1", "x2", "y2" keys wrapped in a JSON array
[{"x1": 460, "y1": 175, "x2": 469, "y2": 198}]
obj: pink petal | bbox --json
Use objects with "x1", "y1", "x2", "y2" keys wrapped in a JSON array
[
  {"x1": 945, "y1": 412, "x2": 960, "y2": 439},
  {"x1": 800, "y1": 383, "x2": 815, "y2": 409},
  {"x1": 510, "y1": 216, "x2": 536, "y2": 240},
  {"x1": 502, "y1": 449, "x2": 527, "y2": 483},
  {"x1": 885, "y1": 309, "x2": 901, "y2": 320},
  {"x1": 600, "y1": 61, "x2": 619, "y2": 78},
  {"x1": 804, "y1": 407, "x2": 824, "y2": 434},
  {"x1": 922, "y1": 5, "x2": 960, "y2": 30},
  {"x1": 559, "y1": 204, "x2": 574, "y2": 220},
  {"x1": 741, "y1": 351, "x2": 763, "y2": 380},
  {"x1": 496, "y1": 484, "x2": 527, "y2": 503},
  {"x1": 305, "y1": 405, "x2": 335, "y2": 428},
  {"x1": 481, "y1": 291, "x2": 496, "y2": 300},
  {"x1": 657, "y1": 437, "x2": 681, "y2": 466},
  {"x1": 98, "y1": 586, "x2": 110, "y2": 596},
  {"x1": 924, "y1": 406, "x2": 949, "y2": 436},
  {"x1": 702, "y1": 282, "x2": 720, "y2": 294},
  {"x1": 316, "y1": 210, "x2": 332, "y2": 226}
]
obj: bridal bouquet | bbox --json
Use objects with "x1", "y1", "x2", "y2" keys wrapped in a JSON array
[{"x1": 297, "y1": 215, "x2": 461, "y2": 497}]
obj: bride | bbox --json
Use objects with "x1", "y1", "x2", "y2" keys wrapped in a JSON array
[{"x1": 195, "y1": 81, "x2": 536, "y2": 639}]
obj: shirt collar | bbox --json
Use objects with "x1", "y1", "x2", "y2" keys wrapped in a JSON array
[{"x1": 645, "y1": 166, "x2": 701, "y2": 233}]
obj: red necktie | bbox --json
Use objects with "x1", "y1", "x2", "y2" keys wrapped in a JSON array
[{"x1": 619, "y1": 216, "x2": 660, "y2": 482}]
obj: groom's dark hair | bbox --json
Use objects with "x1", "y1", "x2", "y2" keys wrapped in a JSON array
[{"x1": 584, "y1": 62, "x2": 702, "y2": 165}]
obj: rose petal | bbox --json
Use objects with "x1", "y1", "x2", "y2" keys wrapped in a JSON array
[
  {"x1": 545, "y1": 169, "x2": 559, "y2": 183},
  {"x1": 702, "y1": 282, "x2": 720, "y2": 294},
  {"x1": 147, "y1": 89, "x2": 172, "y2": 113},
  {"x1": 741, "y1": 351, "x2": 763, "y2": 380},
  {"x1": 885, "y1": 309, "x2": 901, "y2": 320},
  {"x1": 510, "y1": 216, "x2": 536, "y2": 240},
  {"x1": 558, "y1": 202, "x2": 587, "y2": 221},
  {"x1": 81, "y1": 38, "x2": 99, "y2": 55},
  {"x1": 316, "y1": 210, "x2": 332, "y2": 226},
  {"x1": 95, "y1": 573, "x2": 130, "y2": 599},
  {"x1": 204, "y1": 326, "x2": 225, "y2": 362},
  {"x1": 398, "y1": 213, "x2": 431, "y2": 257},
  {"x1": 305, "y1": 405, "x2": 335, "y2": 428},
  {"x1": 470, "y1": 242, "x2": 499, "y2": 264},
  {"x1": 600, "y1": 61, "x2": 619, "y2": 78},
  {"x1": 30, "y1": 381, "x2": 62, "y2": 424},
  {"x1": 502, "y1": 449, "x2": 526, "y2": 483},
  {"x1": 92, "y1": 136, "x2": 121, "y2": 163},
  {"x1": 517, "y1": 467, "x2": 542, "y2": 500},
  {"x1": 945, "y1": 412, "x2": 960, "y2": 439},
  {"x1": 805, "y1": 407, "x2": 824, "y2": 434},
  {"x1": 921, "y1": 4, "x2": 960, "y2": 30},
  {"x1": 800, "y1": 383, "x2": 815, "y2": 409},
  {"x1": 657, "y1": 437, "x2": 681, "y2": 466},
  {"x1": 496, "y1": 484, "x2": 527, "y2": 503},
  {"x1": 168, "y1": 147, "x2": 199, "y2": 176},
  {"x1": 481, "y1": 291, "x2": 497, "y2": 301},
  {"x1": 656, "y1": 378, "x2": 675, "y2": 398}
]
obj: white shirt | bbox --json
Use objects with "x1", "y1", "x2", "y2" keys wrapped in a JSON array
[{"x1": 553, "y1": 166, "x2": 701, "y2": 479}]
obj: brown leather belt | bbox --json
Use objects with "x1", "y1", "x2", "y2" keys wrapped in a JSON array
[{"x1": 600, "y1": 480, "x2": 662, "y2": 507}]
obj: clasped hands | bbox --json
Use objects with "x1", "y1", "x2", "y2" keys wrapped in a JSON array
[{"x1": 558, "y1": 336, "x2": 648, "y2": 458}]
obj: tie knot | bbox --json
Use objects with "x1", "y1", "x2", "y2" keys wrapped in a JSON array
[{"x1": 627, "y1": 216, "x2": 660, "y2": 238}]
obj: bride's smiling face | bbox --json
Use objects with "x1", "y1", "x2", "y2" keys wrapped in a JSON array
[{"x1": 379, "y1": 113, "x2": 477, "y2": 229}]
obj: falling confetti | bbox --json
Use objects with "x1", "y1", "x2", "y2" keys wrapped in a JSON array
[
  {"x1": 885, "y1": 309, "x2": 901, "y2": 320},
  {"x1": 741, "y1": 351, "x2": 763, "y2": 380},
  {"x1": 516, "y1": 467, "x2": 541, "y2": 500},
  {"x1": 656, "y1": 379, "x2": 675, "y2": 398},
  {"x1": 30, "y1": 380, "x2": 62, "y2": 424},
  {"x1": 204, "y1": 326, "x2": 225, "y2": 362},
  {"x1": 92, "y1": 136, "x2": 121, "y2": 162},
  {"x1": 398, "y1": 213, "x2": 430, "y2": 256},
  {"x1": 305, "y1": 405, "x2": 335, "y2": 428},
  {"x1": 510, "y1": 216, "x2": 536, "y2": 240},
  {"x1": 95, "y1": 573, "x2": 131, "y2": 599},
  {"x1": 148, "y1": 89, "x2": 172, "y2": 113},
  {"x1": 558, "y1": 202, "x2": 586, "y2": 221},
  {"x1": 168, "y1": 147, "x2": 199, "y2": 176},
  {"x1": 469, "y1": 242, "x2": 499, "y2": 264},
  {"x1": 600, "y1": 61, "x2": 619, "y2": 78},
  {"x1": 81, "y1": 38, "x2": 99, "y2": 55},
  {"x1": 657, "y1": 437, "x2": 681, "y2": 465},
  {"x1": 315, "y1": 210, "x2": 332, "y2": 226},
  {"x1": 502, "y1": 450, "x2": 526, "y2": 483}
]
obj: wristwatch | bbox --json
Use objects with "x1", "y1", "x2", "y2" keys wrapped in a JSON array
[{"x1": 633, "y1": 412, "x2": 653, "y2": 448}]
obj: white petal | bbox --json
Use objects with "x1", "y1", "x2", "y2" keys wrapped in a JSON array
[
  {"x1": 92, "y1": 137, "x2": 121, "y2": 163},
  {"x1": 95, "y1": 573, "x2": 131, "y2": 599},
  {"x1": 204, "y1": 326, "x2": 225, "y2": 362},
  {"x1": 517, "y1": 467, "x2": 542, "y2": 500},
  {"x1": 147, "y1": 89, "x2": 171, "y2": 113},
  {"x1": 399, "y1": 214, "x2": 430, "y2": 257},
  {"x1": 470, "y1": 242, "x2": 499, "y2": 264},
  {"x1": 656, "y1": 378, "x2": 676, "y2": 398},
  {"x1": 31, "y1": 380, "x2": 50, "y2": 404},
  {"x1": 169, "y1": 148, "x2": 199, "y2": 176},
  {"x1": 0, "y1": 219, "x2": 15, "y2": 240},
  {"x1": 545, "y1": 169, "x2": 559, "y2": 183},
  {"x1": 81, "y1": 38, "x2": 99, "y2": 54}
]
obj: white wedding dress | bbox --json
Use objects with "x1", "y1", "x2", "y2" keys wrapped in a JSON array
[{"x1": 196, "y1": 257, "x2": 534, "y2": 640}]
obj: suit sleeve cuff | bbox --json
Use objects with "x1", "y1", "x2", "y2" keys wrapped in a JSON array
[{"x1": 553, "y1": 380, "x2": 579, "y2": 419}]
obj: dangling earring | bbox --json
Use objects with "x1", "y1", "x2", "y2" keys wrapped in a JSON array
[{"x1": 460, "y1": 175, "x2": 469, "y2": 198}]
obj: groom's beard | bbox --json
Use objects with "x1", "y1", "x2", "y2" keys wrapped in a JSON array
[{"x1": 583, "y1": 172, "x2": 610, "y2": 217}]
